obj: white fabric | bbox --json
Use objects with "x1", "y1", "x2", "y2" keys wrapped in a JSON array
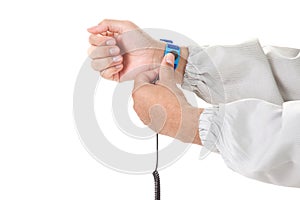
[
  {"x1": 182, "y1": 39, "x2": 300, "y2": 104},
  {"x1": 264, "y1": 45, "x2": 300, "y2": 101},
  {"x1": 183, "y1": 40, "x2": 300, "y2": 187},
  {"x1": 200, "y1": 99, "x2": 300, "y2": 187}
]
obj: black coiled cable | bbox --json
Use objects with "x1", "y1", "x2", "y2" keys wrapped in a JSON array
[{"x1": 152, "y1": 133, "x2": 160, "y2": 200}]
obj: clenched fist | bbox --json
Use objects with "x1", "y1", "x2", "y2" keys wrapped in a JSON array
[{"x1": 88, "y1": 19, "x2": 165, "y2": 81}]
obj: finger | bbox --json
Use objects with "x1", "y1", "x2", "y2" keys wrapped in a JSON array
[
  {"x1": 87, "y1": 19, "x2": 132, "y2": 34},
  {"x1": 91, "y1": 55, "x2": 123, "y2": 71},
  {"x1": 89, "y1": 45, "x2": 120, "y2": 59},
  {"x1": 87, "y1": 45, "x2": 96, "y2": 56},
  {"x1": 159, "y1": 53, "x2": 175, "y2": 83},
  {"x1": 113, "y1": 73, "x2": 120, "y2": 82},
  {"x1": 100, "y1": 31, "x2": 115, "y2": 37},
  {"x1": 100, "y1": 64, "x2": 123, "y2": 80},
  {"x1": 89, "y1": 34, "x2": 116, "y2": 46},
  {"x1": 133, "y1": 69, "x2": 159, "y2": 93}
]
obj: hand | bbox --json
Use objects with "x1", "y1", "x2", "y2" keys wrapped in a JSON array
[
  {"x1": 88, "y1": 19, "x2": 166, "y2": 82},
  {"x1": 132, "y1": 53, "x2": 203, "y2": 145}
]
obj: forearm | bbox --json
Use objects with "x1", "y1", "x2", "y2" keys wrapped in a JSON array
[{"x1": 178, "y1": 106, "x2": 203, "y2": 146}]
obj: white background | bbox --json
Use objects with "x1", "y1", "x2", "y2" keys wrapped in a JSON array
[{"x1": 1, "y1": 0, "x2": 300, "y2": 199}]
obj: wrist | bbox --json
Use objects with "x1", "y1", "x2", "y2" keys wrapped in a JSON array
[
  {"x1": 175, "y1": 46, "x2": 188, "y2": 84},
  {"x1": 152, "y1": 41, "x2": 166, "y2": 67},
  {"x1": 187, "y1": 107, "x2": 203, "y2": 145},
  {"x1": 152, "y1": 42, "x2": 188, "y2": 83},
  {"x1": 177, "y1": 106, "x2": 203, "y2": 145},
  {"x1": 152, "y1": 41, "x2": 189, "y2": 85}
]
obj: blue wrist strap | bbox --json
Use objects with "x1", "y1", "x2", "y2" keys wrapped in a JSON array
[{"x1": 160, "y1": 39, "x2": 180, "y2": 70}]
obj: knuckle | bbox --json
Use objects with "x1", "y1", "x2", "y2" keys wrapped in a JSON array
[
  {"x1": 104, "y1": 69, "x2": 113, "y2": 77},
  {"x1": 132, "y1": 102, "x2": 138, "y2": 112},
  {"x1": 132, "y1": 91, "x2": 138, "y2": 101},
  {"x1": 88, "y1": 46, "x2": 95, "y2": 58},
  {"x1": 90, "y1": 47, "x2": 102, "y2": 59},
  {"x1": 89, "y1": 49, "x2": 97, "y2": 59},
  {"x1": 102, "y1": 72, "x2": 112, "y2": 79},
  {"x1": 89, "y1": 34, "x2": 108, "y2": 46},
  {"x1": 124, "y1": 20, "x2": 132, "y2": 24},
  {"x1": 124, "y1": 20, "x2": 137, "y2": 28},
  {"x1": 100, "y1": 18, "x2": 109, "y2": 24},
  {"x1": 91, "y1": 60, "x2": 97, "y2": 70},
  {"x1": 88, "y1": 35, "x2": 94, "y2": 43},
  {"x1": 92, "y1": 36, "x2": 103, "y2": 45}
]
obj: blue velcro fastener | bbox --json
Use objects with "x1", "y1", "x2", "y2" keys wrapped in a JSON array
[{"x1": 160, "y1": 39, "x2": 173, "y2": 43}]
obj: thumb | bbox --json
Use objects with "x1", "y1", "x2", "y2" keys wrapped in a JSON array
[
  {"x1": 159, "y1": 53, "x2": 175, "y2": 83},
  {"x1": 87, "y1": 19, "x2": 132, "y2": 34},
  {"x1": 133, "y1": 69, "x2": 159, "y2": 93}
]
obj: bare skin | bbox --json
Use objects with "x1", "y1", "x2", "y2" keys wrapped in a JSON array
[
  {"x1": 87, "y1": 19, "x2": 188, "y2": 83},
  {"x1": 88, "y1": 19, "x2": 201, "y2": 145},
  {"x1": 132, "y1": 53, "x2": 203, "y2": 145}
]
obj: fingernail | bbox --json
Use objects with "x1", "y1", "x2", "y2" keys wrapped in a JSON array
[
  {"x1": 115, "y1": 64, "x2": 122, "y2": 69},
  {"x1": 109, "y1": 47, "x2": 119, "y2": 55},
  {"x1": 106, "y1": 39, "x2": 116, "y2": 46},
  {"x1": 166, "y1": 53, "x2": 174, "y2": 65},
  {"x1": 113, "y1": 56, "x2": 122, "y2": 62}
]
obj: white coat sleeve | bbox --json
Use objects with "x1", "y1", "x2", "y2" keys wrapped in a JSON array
[
  {"x1": 264, "y1": 45, "x2": 300, "y2": 101},
  {"x1": 199, "y1": 99, "x2": 300, "y2": 187},
  {"x1": 181, "y1": 39, "x2": 284, "y2": 105}
]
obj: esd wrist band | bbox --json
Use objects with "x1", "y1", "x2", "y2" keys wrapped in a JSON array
[{"x1": 160, "y1": 39, "x2": 180, "y2": 70}]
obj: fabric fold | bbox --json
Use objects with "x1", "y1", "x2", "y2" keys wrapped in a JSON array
[
  {"x1": 199, "y1": 99, "x2": 300, "y2": 187},
  {"x1": 198, "y1": 106, "x2": 224, "y2": 158},
  {"x1": 182, "y1": 40, "x2": 284, "y2": 105}
]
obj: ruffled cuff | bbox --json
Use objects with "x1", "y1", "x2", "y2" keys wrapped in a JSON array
[
  {"x1": 181, "y1": 46, "x2": 225, "y2": 104},
  {"x1": 198, "y1": 105, "x2": 225, "y2": 159},
  {"x1": 181, "y1": 46, "x2": 208, "y2": 100}
]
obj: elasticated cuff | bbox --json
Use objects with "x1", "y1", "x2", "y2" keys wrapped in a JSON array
[
  {"x1": 198, "y1": 106, "x2": 225, "y2": 158},
  {"x1": 181, "y1": 46, "x2": 225, "y2": 104}
]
